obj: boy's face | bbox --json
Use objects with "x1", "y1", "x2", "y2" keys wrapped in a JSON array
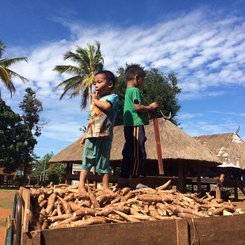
[{"x1": 93, "y1": 74, "x2": 113, "y2": 96}]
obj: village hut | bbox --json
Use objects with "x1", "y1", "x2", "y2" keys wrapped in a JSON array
[
  {"x1": 0, "y1": 167, "x2": 15, "y2": 185},
  {"x1": 194, "y1": 132, "x2": 245, "y2": 198},
  {"x1": 50, "y1": 119, "x2": 221, "y2": 192},
  {"x1": 111, "y1": 119, "x2": 221, "y2": 165},
  {"x1": 194, "y1": 132, "x2": 245, "y2": 170}
]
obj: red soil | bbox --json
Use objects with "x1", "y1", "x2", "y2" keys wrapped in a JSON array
[{"x1": 0, "y1": 208, "x2": 12, "y2": 245}]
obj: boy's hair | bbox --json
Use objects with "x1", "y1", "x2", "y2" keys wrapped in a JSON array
[
  {"x1": 125, "y1": 64, "x2": 146, "y2": 81},
  {"x1": 95, "y1": 70, "x2": 116, "y2": 89}
]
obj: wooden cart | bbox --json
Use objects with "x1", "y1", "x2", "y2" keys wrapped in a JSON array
[{"x1": 5, "y1": 187, "x2": 245, "y2": 245}]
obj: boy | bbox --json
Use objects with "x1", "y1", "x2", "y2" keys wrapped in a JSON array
[
  {"x1": 120, "y1": 64, "x2": 158, "y2": 181},
  {"x1": 78, "y1": 70, "x2": 119, "y2": 195}
]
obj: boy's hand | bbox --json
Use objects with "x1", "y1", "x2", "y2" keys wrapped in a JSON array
[
  {"x1": 90, "y1": 92, "x2": 98, "y2": 102},
  {"x1": 80, "y1": 135, "x2": 86, "y2": 147},
  {"x1": 149, "y1": 102, "x2": 158, "y2": 110}
]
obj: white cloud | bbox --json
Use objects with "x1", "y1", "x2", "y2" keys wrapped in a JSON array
[
  {"x1": 2, "y1": 7, "x2": 245, "y2": 156},
  {"x1": 6, "y1": 8, "x2": 245, "y2": 98},
  {"x1": 181, "y1": 120, "x2": 238, "y2": 137},
  {"x1": 178, "y1": 112, "x2": 203, "y2": 120}
]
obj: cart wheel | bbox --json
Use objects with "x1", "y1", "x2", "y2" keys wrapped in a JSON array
[{"x1": 6, "y1": 192, "x2": 23, "y2": 245}]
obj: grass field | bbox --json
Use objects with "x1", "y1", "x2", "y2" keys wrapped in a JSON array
[
  {"x1": 0, "y1": 189, "x2": 17, "y2": 226},
  {"x1": 0, "y1": 188, "x2": 17, "y2": 244},
  {"x1": 0, "y1": 189, "x2": 16, "y2": 208}
]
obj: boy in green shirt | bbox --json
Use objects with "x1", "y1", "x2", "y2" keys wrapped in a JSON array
[{"x1": 120, "y1": 64, "x2": 158, "y2": 180}]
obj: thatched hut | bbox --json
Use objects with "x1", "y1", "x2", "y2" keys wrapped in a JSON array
[
  {"x1": 194, "y1": 132, "x2": 245, "y2": 169},
  {"x1": 50, "y1": 119, "x2": 221, "y2": 192},
  {"x1": 194, "y1": 132, "x2": 245, "y2": 198},
  {"x1": 111, "y1": 119, "x2": 221, "y2": 165}
]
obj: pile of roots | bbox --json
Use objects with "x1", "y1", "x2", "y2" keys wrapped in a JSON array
[{"x1": 29, "y1": 181, "x2": 244, "y2": 230}]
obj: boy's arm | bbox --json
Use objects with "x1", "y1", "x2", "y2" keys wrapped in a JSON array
[
  {"x1": 134, "y1": 101, "x2": 158, "y2": 112},
  {"x1": 80, "y1": 134, "x2": 86, "y2": 146},
  {"x1": 91, "y1": 93, "x2": 112, "y2": 111}
]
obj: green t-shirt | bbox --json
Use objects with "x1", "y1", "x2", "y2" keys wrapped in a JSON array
[{"x1": 123, "y1": 87, "x2": 149, "y2": 126}]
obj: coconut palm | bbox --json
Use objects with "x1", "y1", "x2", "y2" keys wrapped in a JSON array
[
  {"x1": 0, "y1": 40, "x2": 28, "y2": 96},
  {"x1": 54, "y1": 41, "x2": 104, "y2": 109}
]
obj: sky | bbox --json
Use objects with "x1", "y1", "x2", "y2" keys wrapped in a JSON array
[{"x1": 1, "y1": 0, "x2": 245, "y2": 159}]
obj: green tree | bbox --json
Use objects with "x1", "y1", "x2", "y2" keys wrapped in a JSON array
[
  {"x1": 0, "y1": 99, "x2": 36, "y2": 173},
  {"x1": 32, "y1": 153, "x2": 65, "y2": 185},
  {"x1": 0, "y1": 40, "x2": 28, "y2": 96},
  {"x1": 114, "y1": 66, "x2": 181, "y2": 125},
  {"x1": 20, "y1": 87, "x2": 43, "y2": 137},
  {"x1": 46, "y1": 163, "x2": 66, "y2": 184},
  {"x1": 54, "y1": 41, "x2": 104, "y2": 109},
  {"x1": 31, "y1": 153, "x2": 53, "y2": 181}
]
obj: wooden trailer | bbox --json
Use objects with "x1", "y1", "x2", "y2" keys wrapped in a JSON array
[{"x1": 5, "y1": 187, "x2": 245, "y2": 245}]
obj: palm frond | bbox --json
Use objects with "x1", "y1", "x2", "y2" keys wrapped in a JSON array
[
  {"x1": 64, "y1": 51, "x2": 81, "y2": 63},
  {"x1": 56, "y1": 76, "x2": 82, "y2": 99},
  {"x1": 0, "y1": 66, "x2": 10, "y2": 84},
  {"x1": 56, "y1": 75, "x2": 82, "y2": 88},
  {"x1": 0, "y1": 57, "x2": 27, "y2": 67},
  {"x1": 6, "y1": 68, "x2": 28, "y2": 82},
  {"x1": 81, "y1": 87, "x2": 89, "y2": 109},
  {"x1": 70, "y1": 76, "x2": 91, "y2": 96},
  {"x1": 53, "y1": 65, "x2": 81, "y2": 74},
  {"x1": 54, "y1": 41, "x2": 104, "y2": 108}
]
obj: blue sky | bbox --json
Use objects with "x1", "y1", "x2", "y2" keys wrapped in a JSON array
[{"x1": 1, "y1": 0, "x2": 245, "y2": 158}]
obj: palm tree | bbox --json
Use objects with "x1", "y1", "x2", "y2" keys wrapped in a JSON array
[
  {"x1": 54, "y1": 41, "x2": 104, "y2": 109},
  {"x1": 0, "y1": 40, "x2": 28, "y2": 97}
]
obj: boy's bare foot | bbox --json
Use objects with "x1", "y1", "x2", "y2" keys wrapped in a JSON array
[
  {"x1": 102, "y1": 188, "x2": 114, "y2": 195},
  {"x1": 78, "y1": 185, "x2": 88, "y2": 196}
]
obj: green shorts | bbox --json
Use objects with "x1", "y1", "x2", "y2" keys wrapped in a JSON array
[{"x1": 81, "y1": 137, "x2": 112, "y2": 174}]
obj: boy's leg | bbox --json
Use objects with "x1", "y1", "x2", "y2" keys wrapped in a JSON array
[
  {"x1": 79, "y1": 138, "x2": 95, "y2": 195},
  {"x1": 137, "y1": 125, "x2": 147, "y2": 176},
  {"x1": 94, "y1": 138, "x2": 114, "y2": 193},
  {"x1": 120, "y1": 126, "x2": 134, "y2": 178},
  {"x1": 101, "y1": 173, "x2": 114, "y2": 194},
  {"x1": 78, "y1": 169, "x2": 89, "y2": 195}
]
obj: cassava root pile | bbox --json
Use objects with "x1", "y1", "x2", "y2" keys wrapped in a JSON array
[{"x1": 29, "y1": 182, "x2": 244, "y2": 230}]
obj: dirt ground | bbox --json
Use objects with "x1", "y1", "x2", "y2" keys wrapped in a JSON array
[
  {"x1": 0, "y1": 227, "x2": 6, "y2": 245},
  {"x1": 0, "y1": 208, "x2": 12, "y2": 245}
]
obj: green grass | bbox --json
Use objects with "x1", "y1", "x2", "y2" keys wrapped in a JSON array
[
  {"x1": 0, "y1": 217, "x2": 7, "y2": 226},
  {"x1": 0, "y1": 189, "x2": 16, "y2": 209}
]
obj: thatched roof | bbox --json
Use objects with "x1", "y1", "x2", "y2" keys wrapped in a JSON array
[
  {"x1": 194, "y1": 132, "x2": 245, "y2": 169},
  {"x1": 50, "y1": 119, "x2": 221, "y2": 166},
  {"x1": 49, "y1": 138, "x2": 83, "y2": 163},
  {"x1": 110, "y1": 119, "x2": 221, "y2": 165}
]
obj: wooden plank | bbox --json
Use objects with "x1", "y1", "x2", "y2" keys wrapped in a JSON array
[
  {"x1": 176, "y1": 219, "x2": 189, "y2": 245},
  {"x1": 22, "y1": 230, "x2": 41, "y2": 245},
  {"x1": 178, "y1": 163, "x2": 185, "y2": 193},
  {"x1": 23, "y1": 214, "x2": 245, "y2": 245},
  {"x1": 197, "y1": 163, "x2": 201, "y2": 195},
  {"x1": 188, "y1": 214, "x2": 245, "y2": 245},
  {"x1": 40, "y1": 220, "x2": 179, "y2": 245},
  {"x1": 21, "y1": 187, "x2": 30, "y2": 233},
  {"x1": 153, "y1": 113, "x2": 164, "y2": 175}
]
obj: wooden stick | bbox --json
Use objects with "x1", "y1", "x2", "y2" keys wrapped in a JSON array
[{"x1": 153, "y1": 112, "x2": 164, "y2": 175}]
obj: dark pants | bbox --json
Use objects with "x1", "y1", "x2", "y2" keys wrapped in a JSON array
[{"x1": 120, "y1": 126, "x2": 147, "y2": 178}]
